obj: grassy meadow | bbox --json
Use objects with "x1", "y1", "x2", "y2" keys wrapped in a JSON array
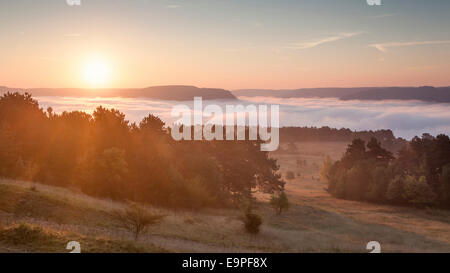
[{"x1": 1, "y1": 141, "x2": 449, "y2": 253}]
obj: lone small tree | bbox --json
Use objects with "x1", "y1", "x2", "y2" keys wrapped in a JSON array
[
  {"x1": 113, "y1": 201, "x2": 165, "y2": 241},
  {"x1": 243, "y1": 210, "x2": 263, "y2": 234},
  {"x1": 239, "y1": 200, "x2": 263, "y2": 234},
  {"x1": 270, "y1": 191, "x2": 289, "y2": 215}
]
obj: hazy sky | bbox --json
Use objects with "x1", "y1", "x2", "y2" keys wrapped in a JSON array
[{"x1": 1, "y1": 0, "x2": 449, "y2": 89}]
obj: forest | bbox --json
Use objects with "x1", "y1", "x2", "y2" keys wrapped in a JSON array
[
  {"x1": 280, "y1": 127, "x2": 406, "y2": 153},
  {"x1": 0, "y1": 92, "x2": 284, "y2": 208},
  {"x1": 322, "y1": 135, "x2": 450, "y2": 208}
]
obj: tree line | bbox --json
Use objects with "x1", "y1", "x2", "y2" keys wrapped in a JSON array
[
  {"x1": 0, "y1": 92, "x2": 285, "y2": 208},
  {"x1": 321, "y1": 135, "x2": 450, "y2": 208},
  {"x1": 280, "y1": 126, "x2": 406, "y2": 153}
]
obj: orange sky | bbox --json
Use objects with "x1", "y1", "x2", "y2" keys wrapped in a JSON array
[{"x1": 1, "y1": 0, "x2": 449, "y2": 90}]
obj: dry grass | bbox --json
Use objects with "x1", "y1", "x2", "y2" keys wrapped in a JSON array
[
  {"x1": 1, "y1": 141, "x2": 450, "y2": 252},
  {"x1": 0, "y1": 222, "x2": 166, "y2": 253},
  {"x1": 272, "y1": 141, "x2": 450, "y2": 252}
]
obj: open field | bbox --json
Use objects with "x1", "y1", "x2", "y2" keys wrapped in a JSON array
[{"x1": 1, "y1": 141, "x2": 450, "y2": 253}]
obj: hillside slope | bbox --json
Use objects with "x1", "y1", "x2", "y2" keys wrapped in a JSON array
[{"x1": 2, "y1": 146, "x2": 450, "y2": 255}]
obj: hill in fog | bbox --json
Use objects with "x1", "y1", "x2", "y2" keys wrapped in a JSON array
[
  {"x1": 0, "y1": 85, "x2": 237, "y2": 101},
  {"x1": 233, "y1": 86, "x2": 450, "y2": 103}
]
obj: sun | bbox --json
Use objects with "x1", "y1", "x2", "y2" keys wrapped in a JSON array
[{"x1": 82, "y1": 58, "x2": 111, "y2": 88}]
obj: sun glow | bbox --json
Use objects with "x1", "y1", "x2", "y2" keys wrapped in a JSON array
[{"x1": 82, "y1": 58, "x2": 111, "y2": 88}]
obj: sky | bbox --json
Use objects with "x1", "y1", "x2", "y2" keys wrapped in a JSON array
[{"x1": 1, "y1": 0, "x2": 450, "y2": 90}]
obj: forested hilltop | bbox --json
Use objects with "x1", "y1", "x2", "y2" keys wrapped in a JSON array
[
  {"x1": 0, "y1": 85, "x2": 237, "y2": 101},
  {"x1": 280, "y1": 127, "x2": 407, "y2": 153},
  {"x1": 233, "y1": 86, "x2": 450, "y2": 103},
  {"x1": 0, "y1": 92, "x2": 281, "y2": 208}
]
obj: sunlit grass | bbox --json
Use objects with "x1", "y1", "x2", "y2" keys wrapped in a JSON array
[{"x1": 2, "y1": 141, "x2": 450, "y2": 253}]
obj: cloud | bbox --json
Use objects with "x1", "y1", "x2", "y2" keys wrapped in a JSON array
[
  {"x1": 370, "y1": 40, "x2": 450, "y2": 52},
  {"x1": 35, "y1": 96, "x2": 450, "y2": 140},
  {"x1": 238, "y1": 96, "x2": 450, "y2": 139},
  {"x1": 287, "y1": 32, "x2": 364, "y2": 50}
]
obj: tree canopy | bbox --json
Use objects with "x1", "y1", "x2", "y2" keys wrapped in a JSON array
[{"x1": 0, "y1": 92, "x2": 285, "y2": 208}]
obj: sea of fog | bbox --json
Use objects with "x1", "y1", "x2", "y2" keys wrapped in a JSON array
[{"x1": 35, "y1": 96, "x2": 450, "y2": 140}]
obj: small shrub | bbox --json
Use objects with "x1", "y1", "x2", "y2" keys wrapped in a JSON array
[
  {"x1": 270, "y1": 191, "x2": 289, "y2": 215},
  {"x1": 286, "y1": 171, "x2": 295, "y2": 180},
  {"x1": 243, "y1": 210, "x2": 262, "y2": 234},
  {"x1": 112, "y1": 201, "x2": 165, "y2": 241}
]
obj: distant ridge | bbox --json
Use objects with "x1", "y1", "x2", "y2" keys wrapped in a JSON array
[
  {"x1": 233, "y1": 86, "x2": 450, "y2": 103},
  {"x1": 3, "y1": 85, "x2": 450, "y2": 103},
  {"x1": 340, "y1": 86, "x2": 450, "y2": 102},
  {"x1": 0, "y1": 85, "x2": 237, "y2": 101}
]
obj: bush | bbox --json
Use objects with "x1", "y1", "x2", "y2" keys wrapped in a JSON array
[
  {"x1": 270, "y1": 191, "x2": 289, "y2": 215},
  {"x1": 403, "y1": 175, "x2": 437, "y2": 206},
  {"x1": 386, "y1": 175, "x2": 404, "y2": 203},
  {"x1": 243, "y1": 211, "x2": 262, "y2": 234},
  {"x1": 112, "y1": 202, "x2": 165, "y2": 241},
  {"x1": 285, "y1": 171, "x2": 295, "y2": 180}
]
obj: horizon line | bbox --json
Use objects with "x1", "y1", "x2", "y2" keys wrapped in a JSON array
[{"x1": 2, "y1": 84, "x2": 450, "y2": 92}]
